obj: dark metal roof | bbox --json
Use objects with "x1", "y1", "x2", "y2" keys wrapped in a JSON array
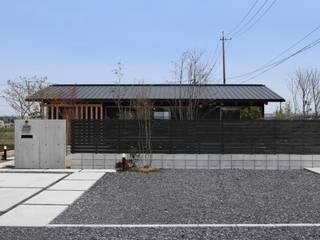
[{"x1": 32, "y1": 84, "x2": 285, "y2": 102}]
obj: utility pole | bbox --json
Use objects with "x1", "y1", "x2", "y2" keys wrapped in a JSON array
[{"x1": 220, "y1": 31, "x2": 232, "y2": 84}]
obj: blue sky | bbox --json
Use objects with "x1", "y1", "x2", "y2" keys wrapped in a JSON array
[{"x1": 0, "y1": 0, "x2": 319, "y2": 114}]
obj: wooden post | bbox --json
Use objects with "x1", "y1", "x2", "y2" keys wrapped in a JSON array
[
  {"x1": 100, "y1": 104, "x2": 103, "y2": 119},
  {"x1": 81, "y1": 106, "x2": 83, "y2": 119},
  {"x1": 46, "y1": 104, "x2": 49, "y2": 119},
  {"x1": 90, "y1": 106, "x2": 93, "y2": 120},
  {"x1": 85, "y1": 106, "x2": 88, "y2": 119},
  {"x1": 51, "y1": 106, "x2": 54, "y2": 120},
  {"x1": 75, "y1": 106, "x2": 78, "y2": 119},
  {"x1": 56, "y1": 106, "x2": 59, "y2": 119},
  {"x1": 40, "y1": 103, "x2": 44, "y2": 119},
  {"x1": 95, "y1": 106, "x2": 98, "y2": 119}
]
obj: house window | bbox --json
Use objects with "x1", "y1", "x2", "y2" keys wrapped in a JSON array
[
  {"x1": 153, "y1": 111, "x2": 171, "y2": 120},
  {"x1": 220, "y1": 107, "x2": 240, "y2": 120}
]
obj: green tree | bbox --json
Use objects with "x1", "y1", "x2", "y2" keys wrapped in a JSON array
[
  {"x1": 240, "y1": 106, "x2": 262, "y2": 120},
  {"x1": 275, "y1": 102, "x2": 292, "y2": 120}
]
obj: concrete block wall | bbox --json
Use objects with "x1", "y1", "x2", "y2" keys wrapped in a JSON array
[
  {"x1": 71, "y1": 153, "x2": 320, "y2": 170},
  {"x1": 71, "y1": 153, "x2": 121, "y2": 169}
]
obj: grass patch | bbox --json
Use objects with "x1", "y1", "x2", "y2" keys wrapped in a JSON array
[
  {"x1": 0, "y1": 128, "x2": 14, "y2": 146},
  {"x1": 127, "y1": 167, "x2": 160, "y2": 174},
  {"x1": 0, "y1": 128, "x2": 14, "y2": 133}
]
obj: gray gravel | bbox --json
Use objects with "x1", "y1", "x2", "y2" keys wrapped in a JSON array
[
  {"x1": 53, "y1": 170, "x2": 320, "y2": 224},
  {"x1": 53, "y1": 169, "x2": 320, "y2": 224},
  {"x1": 1, "y1": 227, "x2": 320, "y2": 240}
]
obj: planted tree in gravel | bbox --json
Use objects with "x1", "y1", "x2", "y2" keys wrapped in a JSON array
[
  {"x1": 111, "y1": 62, "x2": 131, "y2": 119},
  {"x1": 171, "y1": 49, "x2": 216, "y2": 120},
  {"x1": 133, "y1": 84, "x2": 153, "y2": 168}
]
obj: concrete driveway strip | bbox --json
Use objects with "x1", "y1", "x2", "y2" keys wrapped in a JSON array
[
  {"x1": 0, "y1": 205, "x2": 68, "y2": 226},
  {"x1": 305, "y1": 168, "x2": 320, "y2": 175},
  {"x1": 64, "y1": 172, "x2": 105, "y2": 180},
  {"x1": 48, "y1": 180, "x2": 97, "y2": 191},
  {"x1": 0, "y1": 170, "x2": 108, "y2": 226},
  {"x1": 0, "y1": 173, "x2": 67, "y2": 188},
  {"x1": 0, "y1": 188, "x2": 41, "y2": 212},
  {"x1": 80, "y1": 169, "x2": 116, "y2": 173},
  {"x1": 25, "y1": 190, "x2": 84, "y2": 205}
]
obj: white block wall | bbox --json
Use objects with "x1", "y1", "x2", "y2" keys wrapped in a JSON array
[{"x1": 71, "y1": 153, "x2": 320, "y2": 170}]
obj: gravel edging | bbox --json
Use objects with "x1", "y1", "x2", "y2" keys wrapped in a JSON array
[{"x1": 2, "y1": 226, "x2": 320, "y2": 240}]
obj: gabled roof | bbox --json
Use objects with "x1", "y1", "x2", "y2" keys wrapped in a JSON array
[{"x1": 31, "y1": 84, "x2": 285, "y2": 102}]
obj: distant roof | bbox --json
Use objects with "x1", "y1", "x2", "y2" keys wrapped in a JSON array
[{"x1": 31, "y1": 84, "x2": 285, "y2": 102}]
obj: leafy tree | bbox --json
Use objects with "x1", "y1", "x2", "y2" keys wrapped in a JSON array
[
  {"x1": 240, "y1": 106, "x2": 263, "y2": 120},
  {"x1": 275, "y1": 102, "x2": 293, "y2": 120}
]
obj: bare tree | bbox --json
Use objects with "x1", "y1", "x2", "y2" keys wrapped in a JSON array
[
  {"x1": 133, "y1": 84, "x2": 153, "y2": 168},
  {"x1": 111, "y1": 62, "x2": 129, "y2": 119},
  {"x1": 171, "y1": 49, "x2": 216, "y2": 120},
  {"x1": 310, "y1": 68, "x2": 320, "y2": 118},
  {"x1": 1, "y1": 76, "x2": 49, "y2": 119},
  {"x1": 288, "y1": 67, "x2": 320, "y2": 119}
]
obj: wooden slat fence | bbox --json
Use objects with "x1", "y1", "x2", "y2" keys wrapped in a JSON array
[{"x1": 71, "y1": 120, "x2": 320, "y2": 154}]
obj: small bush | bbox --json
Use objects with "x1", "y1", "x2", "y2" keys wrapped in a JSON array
[{"x1": 128, "y1": 167, "x2": 160, "y2": 174}]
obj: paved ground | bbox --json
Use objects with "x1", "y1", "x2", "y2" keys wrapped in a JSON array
[
  {"x1": 0, "y1": 169, "x2": 111, "y2": 226},
  {"x1": 0, "y1": 172, "x2": 68, "y2": 215},
  {"x1": 0, "y1": 159, "x2": 14, "y2": 168},
  {"x1": 53, "y1": 169, "x2": 320, "y2": 224},
  {"x1": 1, "y1": 169, "x2": 320, "y2": 239}
]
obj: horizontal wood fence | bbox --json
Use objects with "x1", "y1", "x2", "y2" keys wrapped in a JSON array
[{"x1": 71, "y1": 120, "x2": 320, "y2": 154}]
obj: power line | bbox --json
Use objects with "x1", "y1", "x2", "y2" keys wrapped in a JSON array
[
  {"x1": 261, "y1": 24, "x2": 320, "y2": 64},
  {"x1": 228, "y1": 25, "x2": 320, "y2": 80},
  {"x1": 213, "y1": 0, "x2": 276, "y2": 83},
  {"x1": 230, "y1": 0, "x2": 269, "y2": 38},
  {"x1": 208, "y1": 38, "x2": 220, "y2": 66},
  {"x1": 227, "y1": 0, "x2": 260, "y2": 37},
  {"x1": 239, "y1": 37, "x2": 320, "y2": 83},
  {"x1": 233, "y1": 0, "x2": 278, "y2": 38}
]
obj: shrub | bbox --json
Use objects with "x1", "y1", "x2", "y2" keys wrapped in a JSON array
[{"x1": 241, "y1": 106, "x2": 263, "y2": 120}]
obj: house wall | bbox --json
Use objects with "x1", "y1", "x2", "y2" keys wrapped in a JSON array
[
  {"x1": 42, "y1": 100, "x2": 266, "y2": 121},
  {"x1": 42, "y1": 100, "x2": 266, "y2": 144}
]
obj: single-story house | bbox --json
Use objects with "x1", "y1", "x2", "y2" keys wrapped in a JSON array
[
  {"x1": 29, "y1": 84, "x2": 284, "y2": 144},
  {"x1": 32, "y1": 84, "x2": 284, "y2": 121}
]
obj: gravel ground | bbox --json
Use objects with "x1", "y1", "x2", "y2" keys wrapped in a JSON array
[
  {"x1": 53, "y1": 169, "x2": 320, "y2": 224},
  {"x1": 1, "y1": 227, "x2": 320, "y2": 240}
]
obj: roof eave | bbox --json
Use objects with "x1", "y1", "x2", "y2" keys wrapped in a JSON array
[{"x1": 30, "y1": 98, "x2": 286, "y2": 102}]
